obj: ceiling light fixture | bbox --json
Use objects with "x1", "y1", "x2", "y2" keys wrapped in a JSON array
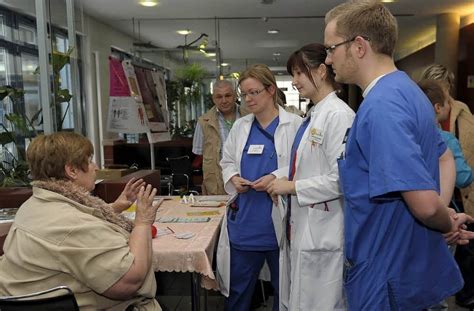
[
  {"x1": 221, "y1": 63, "x2": 229, "y2": 67},
  {"x1": 267, "y1": 29, "x2": 280, "y2": 34},
  {"x1": 206, "y1": 52, "x2": 216, "y2": 57},
  {"x1": 139, "y1": 0, "x2": 158, "y2": 7},
  {"x1": 177, "y1": 29, "x2": 192, "y2": 35}
]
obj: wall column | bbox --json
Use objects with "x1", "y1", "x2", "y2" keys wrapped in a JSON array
[{"x1": 435, "y1": 13, "x2": 460, "y2": 95}]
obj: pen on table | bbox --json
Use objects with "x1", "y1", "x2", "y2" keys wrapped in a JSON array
[{"x1": 166, "y1": 226, "x2": 175, "y2": 233}]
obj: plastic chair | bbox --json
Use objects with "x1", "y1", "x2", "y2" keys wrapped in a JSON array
[{"x1": 0, "y1": 286, "x2": 79, "y2": 311}]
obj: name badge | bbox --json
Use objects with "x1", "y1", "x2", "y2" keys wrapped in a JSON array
[
  {"x1": 310, "y1": 128, "x2": 324, "y2": 144},
  {"x1": 248, "y1": 144, "x2": 264, "y2": 154}
]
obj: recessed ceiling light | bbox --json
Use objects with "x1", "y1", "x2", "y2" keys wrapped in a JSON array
[
  {"x1": 267, "y1": 29, "x2": 280, "y2": 34},
  {"x1": 177, "y1": 29, "x2": 192, "y2": 35},
  {"x1": 273, "y1": 52, "x2": 281, "y2": 56},
  {"x1": 221, "y1": 63, "x2": 229, "y2": 67},
  {"x1": 139, "y1": 0, "x2": 158, "y2": 7}
]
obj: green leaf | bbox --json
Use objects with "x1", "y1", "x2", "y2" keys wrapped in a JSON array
[
  {"x1": 56, "y1": 89, "x2": 72, "y2": 103},
  {"x1": 0, "y1": 132, "x2": 14, "y2": 145}
]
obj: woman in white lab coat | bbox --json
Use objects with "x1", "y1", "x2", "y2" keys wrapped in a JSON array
[
  {"x1": 267, "y1": 43, "x2": 355, "y2": 311},
  {"x1": 216, "y1": 64, "x2": 301, "y2": 311}
]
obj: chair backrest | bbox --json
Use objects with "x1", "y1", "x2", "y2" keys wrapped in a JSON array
[
  {"x1": 166, "y1": 155, "x2": 192, "y2": 176},
  {"x1": 0, "y1": 286, "x2": 80, "y2": 311},
  {"x1": 166, "y1": 155, "x2": 193, "y2": 193}
]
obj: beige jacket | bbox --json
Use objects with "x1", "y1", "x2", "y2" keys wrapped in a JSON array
[
  {"x1": 449, "y1": 100, "x2": 474, "y2": 216},
  {"x1": 0, "y1": 187, "x2": 160, "y2": 310},
  {"x1": 198, "y1": 105, "x2": 247, "y2": 195}
]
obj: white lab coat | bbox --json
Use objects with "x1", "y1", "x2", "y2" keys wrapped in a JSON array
[
  {"x1": 215, "y1": 106, "x2": 301, "y2": 300},
  {"x1": 274, "y1": 92, "x2": 354, "y2": 311}
]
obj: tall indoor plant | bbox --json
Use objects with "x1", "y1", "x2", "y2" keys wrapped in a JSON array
[
  {"x1": 172, "y1": 63, "x2": 207, "y2": 138},
  {"x1": 0, "y1": 86, "x2": 35, "y2": 208}
]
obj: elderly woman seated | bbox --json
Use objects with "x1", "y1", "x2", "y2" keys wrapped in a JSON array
[{"x1": 0, "y1": 132, "x2": 162, "y2": 310}]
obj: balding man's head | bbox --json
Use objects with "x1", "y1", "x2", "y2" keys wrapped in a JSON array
[{"x1": 212, "y1": 80, "x2": 237, "y2": 115}]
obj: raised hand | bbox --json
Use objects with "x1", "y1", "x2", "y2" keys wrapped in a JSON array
[
  {"x1": 111, "y1": 177, "x2": 146, "y2": 213},
  {"x1": 135, "y1": 184, "x2": 160, "y2": 226}
]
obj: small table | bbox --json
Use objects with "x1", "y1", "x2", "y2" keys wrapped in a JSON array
[{"x1": 151, "y1": 196, "x2": 227, "y2": 311}]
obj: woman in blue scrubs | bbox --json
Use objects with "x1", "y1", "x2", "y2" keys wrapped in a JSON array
[{"x1": 219, "y1": 64, "x2": 301, "y2": 311}]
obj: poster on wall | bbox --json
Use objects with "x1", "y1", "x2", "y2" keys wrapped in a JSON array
[
  {"x1": 122, "y1": 60, "x2": 142, "y2": 99},
  {"x1": 107, "y1": 57, "x2": 171, "y2": 142},
  {"x1": 109, "y1": 57, "x2": 130, "y2": 97},
  {"x1": 151, "y1": 70, "x2": 170, "y2": 129},
  {"x1": 106, "y1": 97, "x2": 149, "y2": 133}
]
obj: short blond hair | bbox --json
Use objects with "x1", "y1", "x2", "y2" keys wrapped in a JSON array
[
  {"x1": 325, "y1": 0, "x2": 398, "y2": 57},
  {"x1": 420, "y1": 64, "x2": 455, "y2": 93},
  {"x1": 238, "y1": 64, "x2": 278, "y2": 104},
  {"x1": 27, "y1": 132, "x2": 93, "y2": 180}
]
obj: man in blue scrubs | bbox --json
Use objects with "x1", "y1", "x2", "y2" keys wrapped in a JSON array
[{"x1": 324, "y1": 1, "x2": 473, "y2": 310}]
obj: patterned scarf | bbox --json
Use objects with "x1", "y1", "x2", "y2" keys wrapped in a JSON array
[{"x1": 32, "y1": 179, "x2": 134, "y2": 232}]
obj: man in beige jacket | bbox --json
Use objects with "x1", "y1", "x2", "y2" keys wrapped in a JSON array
[{"x1": 192, "y1": 80, "x2": 247, "y2": 194}]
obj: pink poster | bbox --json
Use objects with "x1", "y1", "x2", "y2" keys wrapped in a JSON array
[{"x1": 109, "y1": 57, "x2": 131, "y2": 97}]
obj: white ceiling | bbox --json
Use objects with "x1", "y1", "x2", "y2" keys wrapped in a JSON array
[{"x1": 80, "y1": 0, "x2": 474, "y2": 76}]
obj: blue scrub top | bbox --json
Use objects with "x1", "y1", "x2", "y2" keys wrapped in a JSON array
[
  {"x1": 228, "y1": 117, "x2": 279, "y2": 251},
  {"x1": 288, "y1": 115, "x2": 311, "y2": 180},
  {"x1": 338, "y1": 71, "x2": 463, "y2": 310},
  {"x1": 439, "y1": 129, "x2": 473, "y2": 188}
]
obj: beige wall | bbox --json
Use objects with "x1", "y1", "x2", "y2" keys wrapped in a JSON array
[{"x1": 396, "y1": 44, "x2": 435, "y2": 82}]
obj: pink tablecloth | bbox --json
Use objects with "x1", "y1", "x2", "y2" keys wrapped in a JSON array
[
  {"x1": 151, "y1": 197, "x2": 226, "y2": 290},
  {"x1": 0, "y1": 196, "x2": 227, "y2": 290}
]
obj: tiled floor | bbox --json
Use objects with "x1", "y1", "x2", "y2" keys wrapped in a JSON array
[{"x1": 155, "y1": 272, "x2": 472, "y2": 311}]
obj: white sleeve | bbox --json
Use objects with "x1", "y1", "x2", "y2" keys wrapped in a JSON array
[
  {"x1": 295, "y1": 110, "x2": 354, "y2": 207},
  {"x1": 220, "y1": 124, "x2": 240, "y2": 194},
  {"x1": 192, "y1": 123, "x2": 204, "y2": 155},
  {"x1": 272, "y1": 166, "x2": 289, "y2": 179}
]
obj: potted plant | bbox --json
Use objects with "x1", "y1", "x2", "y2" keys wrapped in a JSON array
[
  {"x1": 0, "y1": 86, "x2": 35, "y2": 208},
  {"x1": 172, "y1": 63, "x2": 208, "y2": 137},
  {"x1": 34, "y1": 48, "x2": 73, "y2": 131},
  {"x1": 175, "y1": 63, "x2": 207, "y2": 87},
  {"x1": 0, "y1": 48, "x2": 74, "y2": 209}
]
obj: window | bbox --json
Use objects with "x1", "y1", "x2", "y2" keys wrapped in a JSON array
[
  {"x1": 0, "y1": 6, "x2": 83, "y2": 168},
  {"x1": 18, "y1": 23, "x2": 36, "y2": 46}
]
